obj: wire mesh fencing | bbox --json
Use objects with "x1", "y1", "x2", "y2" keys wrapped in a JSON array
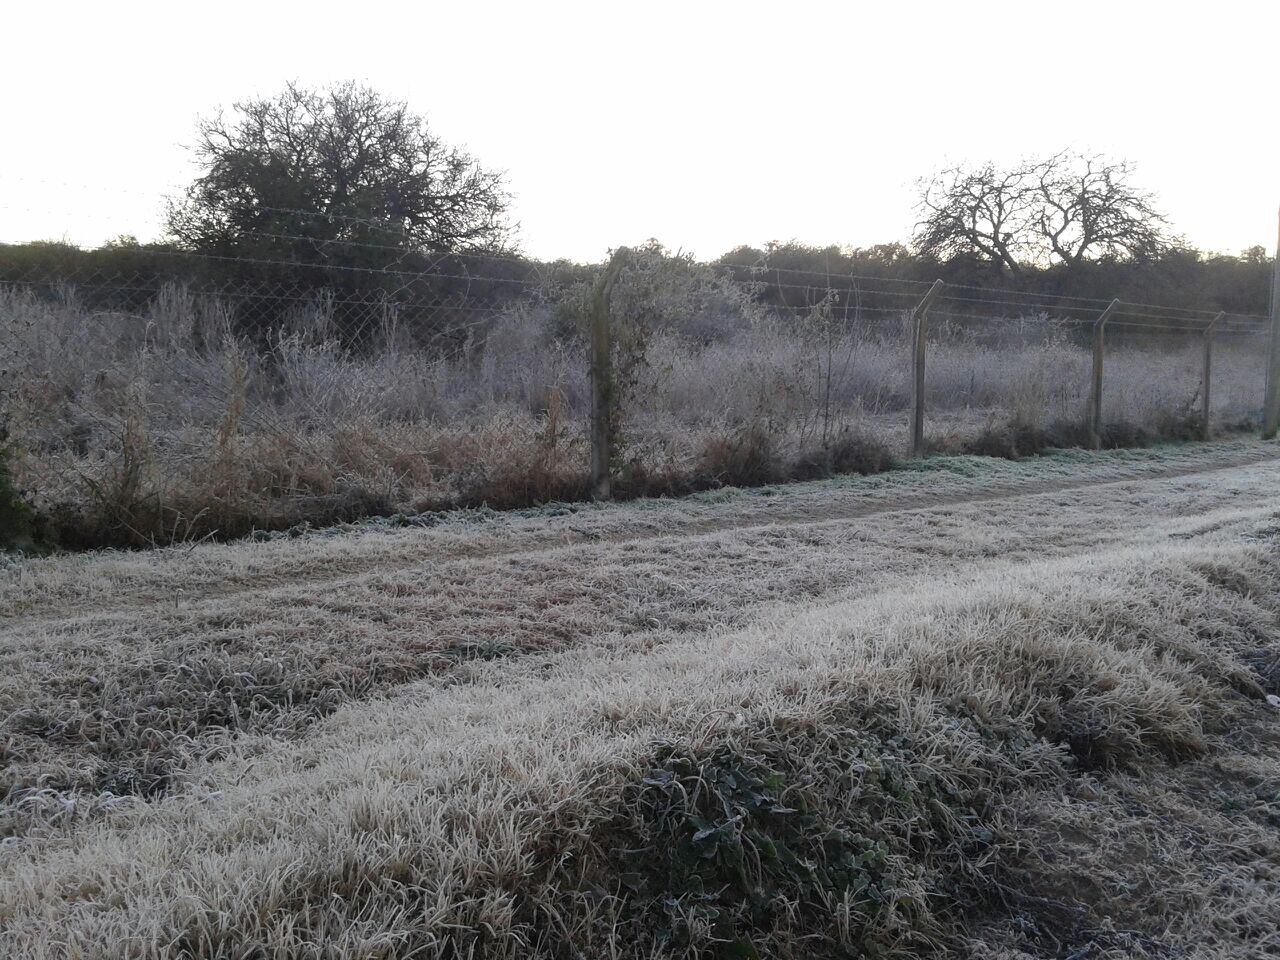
[
  {"x1": 605, "y1": 256, "x2": 1271, "y2": 479},
  {"x1": 0, "y1": 221, "x2": 1273, "y2": 548}
]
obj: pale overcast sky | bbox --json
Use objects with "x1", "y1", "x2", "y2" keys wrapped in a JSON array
[{"x1": 1, "y1": 1, "x2": 1276, "y2": 261}]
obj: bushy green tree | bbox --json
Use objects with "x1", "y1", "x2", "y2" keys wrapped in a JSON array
[{"x1": 167, "y1": 82, "x2": 512, "y2": 269}]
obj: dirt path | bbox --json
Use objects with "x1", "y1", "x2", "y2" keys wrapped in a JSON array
[
  {"x1": 2, "y1": 441, "x2": 1279, "y2": 836},
  {"x1": 4, "y1": 440, "x2": 1278, "y2": 624}
]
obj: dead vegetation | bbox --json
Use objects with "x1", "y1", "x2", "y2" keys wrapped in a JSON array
[{"x1": 2, "y1": 272, "x2": 1266, "y2": 548}]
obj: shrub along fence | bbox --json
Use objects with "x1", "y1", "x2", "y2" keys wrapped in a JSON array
[{"x1": 1, "y1": 232, "x2": 1277, "y2": 547}]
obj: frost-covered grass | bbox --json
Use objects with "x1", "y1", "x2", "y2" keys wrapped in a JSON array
[{"x1": 2, "y1": 444, "x2": 1280, "y2": 956}]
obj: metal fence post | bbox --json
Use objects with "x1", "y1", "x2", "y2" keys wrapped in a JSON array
[
  {"x1": 1202, "y1": 311, "x2": 1224, "y2": 440},
  {"x1": 910, "y1": 280, "x2": 945, "y2": 458},
  {"x1": 589, "y1": 248, "x2": 627, "y2": 500},
  {"x1": 1089, "y1": 299, "x2": 1121, "y2": 449}
]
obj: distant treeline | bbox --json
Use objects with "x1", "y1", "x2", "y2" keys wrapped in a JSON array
[
  {"x1": 716, "y1": 242, "x2": 1273, "y2": 320},
  {"x1": 0, "y1": 240, "x2": 588, "y2": 350},
  {"x1": 0, "y1": 240, "x2": 567, "y2": 347},
  {"x1": 0, "y1": 239, "x2": 1270, "y2": 345}
]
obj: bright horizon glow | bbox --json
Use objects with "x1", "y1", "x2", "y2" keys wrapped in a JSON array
[{"x1": 1, "y1": 0, "x2": 1276, "y2": 263}]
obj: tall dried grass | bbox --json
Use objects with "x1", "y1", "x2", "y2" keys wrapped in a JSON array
[{"x1": 1, "y1": 279, "x2": 1266, "y2": 546}]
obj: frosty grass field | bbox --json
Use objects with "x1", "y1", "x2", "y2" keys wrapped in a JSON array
[{"x1": 3, "y1": 439, "x2": 1280, "y2": 957}]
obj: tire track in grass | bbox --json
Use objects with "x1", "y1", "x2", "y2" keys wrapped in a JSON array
[
  {"x1": 4, "y1": 442, "x2": 1278, "y2": 626},
  {"x1": 3, "y1": 453, "x2": 1280, "y2": 834}
]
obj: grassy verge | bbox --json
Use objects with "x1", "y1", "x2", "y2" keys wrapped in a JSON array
[{"x1": 14, "y1": 411, "x2": 1258, "y2": 553}]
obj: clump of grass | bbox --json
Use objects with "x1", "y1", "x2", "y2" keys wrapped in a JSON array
[
  {"x1": 697, "y1": 423, "x2": 788, "y2": 488},
  {"x1": 938, "y1": 406, "x2": 1215, "y2": 461},
  {"x1": 792, "y1": 428, "x2": 894, "y2": 479},
  {"x1": 577, "y1": 544, "x2": 1278, "y2": 958},
  {"x1": 611, "y1": 726, "x2": 1013, "y2": 957}
]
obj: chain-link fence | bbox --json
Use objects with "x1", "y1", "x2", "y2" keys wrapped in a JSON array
[{"x1": 590, "y1": 251, "x2": 1270, "y2": 491}]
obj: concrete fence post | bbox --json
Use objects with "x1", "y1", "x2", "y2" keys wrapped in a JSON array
[
  {"x1": 1202, "y1": 311, "x2": 1224, "y2": 440},
  {"x1": 589, "y1": 248, "x2": 628, "y2": 500},
  {"x1": 910, "y1": 280, "x2": 946, "y2": 458},
  {"x1": 1089, "y1": 299, "x2": 1121, "y2": 449},
  {"x1": 1262, "y1": 209, "x2": 1280, "y2": 439}
]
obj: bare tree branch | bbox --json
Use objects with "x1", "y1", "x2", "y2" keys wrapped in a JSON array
[
  {"x1": 1033, "y1": 151, "x2": 1177, "y2": 265},
  {"x1": 912, "y1": 153, "x2": 1180, "y2": 272},
  {"x1": 912, "y1": 162, "x2": 1036, "y2": 274}
]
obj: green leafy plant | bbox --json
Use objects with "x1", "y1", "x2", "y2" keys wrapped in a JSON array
[{"x1": 620, "y1": 733, "x2": 1000, "y2": 958}]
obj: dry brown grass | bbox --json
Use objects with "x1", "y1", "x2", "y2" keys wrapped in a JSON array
[
  {"x1": 2, "y1": 284, "x2": 1268, "y2": 547},
  {"x1": 2, "y1": 444, "x2": 1280, "y2": 956}
]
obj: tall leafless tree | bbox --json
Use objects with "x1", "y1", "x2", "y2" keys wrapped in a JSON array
[
  {"x1": 913, "y1": 153, "x2": 1177, "y2": 272},
  {"x1": 913, "y1": 162, "x2": 1037, "y2": 275},
  {"x1": 1032, "y1": 151, "x2": 1175, "y2": 265}
]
